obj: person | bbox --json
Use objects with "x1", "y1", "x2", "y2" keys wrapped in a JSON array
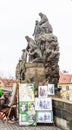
[
  {"x1": 0, "y1": 92, "x2": 17, "y2": 123},
  {"x1": 0, "y1": 91, "x2": 5, "y2": 110},
  {"x1": 8, "y1": 106, "x2": 17, "y2": 123}
]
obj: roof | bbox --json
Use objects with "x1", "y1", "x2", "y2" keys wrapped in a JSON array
[
  {"x1": 0, "y1": 78, "x2": 17, "y2": 87},
  {"x1": 59, "y1": 72, "x2": 72, "y2": 84}
]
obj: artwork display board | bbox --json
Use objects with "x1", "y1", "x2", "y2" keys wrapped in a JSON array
[
  {"x1": 19, "y1": 83, "x2": 36, "y2": 126},
  {"x1": 36, "y1": 111, "x2": 53, "y2": 123},
  {"x1": 36, "y1": 84, "x2": 54, "y2": 124},
  {"x1": 35, "y1": 98, "x2": 52, "y2": 111}
]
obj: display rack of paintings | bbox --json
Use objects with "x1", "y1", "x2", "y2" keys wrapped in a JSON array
[
  {"x1": 35, "y1": 85, "x2": 54, "y2": 123},
  {"x1": 19, "y1": 83, "x2": 36, "y2": 126}
]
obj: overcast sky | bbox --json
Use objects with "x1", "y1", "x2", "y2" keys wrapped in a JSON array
[{"x1": 0, "y1": 0, "x2": 72, "y2": 78}]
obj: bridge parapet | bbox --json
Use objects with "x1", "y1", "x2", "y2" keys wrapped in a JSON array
[{"x1": 52, "y1": 97, "x2": 72, "y2": 130}]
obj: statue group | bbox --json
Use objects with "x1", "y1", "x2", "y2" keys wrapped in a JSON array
[{"x1": 16, "y1": 12, "x2": 60, "y2": 90}]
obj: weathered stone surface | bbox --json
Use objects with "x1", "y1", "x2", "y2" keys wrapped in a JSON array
[
  {"x1": 16, "y1": 13, "x2": 60, "y2": 94},
  {"x1": 25, "y1": 63, "x2": 45, "y2": 93},
  {"x1": 52, "y1": 98, "x2": 72, "y2": 121}
]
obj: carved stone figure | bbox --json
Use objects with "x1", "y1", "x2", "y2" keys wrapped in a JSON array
[
  {"x1": 21, "y1": 49, "x2": 27, "y2": 62},
  {"x1": 39, "y1": 12, "x2": 48, "y2": 25},
  {"x1": 16, "y1": 59, "x2": 22, "y2": 80},
  {"x1": 25, "y1": 35, "x2": 42, "y2": 62},
  {"x1": 39, "y1": 12, "x2": 53, "y2": 33},
  {"x1": 33, "y1": 20, "x2": 45, "y2": 38},
  {"x1": 25, "y1": 36, "x2": 37, "y2": 51}
]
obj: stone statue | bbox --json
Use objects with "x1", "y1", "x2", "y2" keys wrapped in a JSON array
[
  {"x1": 21, "y1": 49, "x2": 27, "y2": 62},
  {"x1": 25, "y1": 36, "x2": 37, "y2": 51},
  {"x1": 25, "y1": 35, "x2": 43, "y2": 62},
  {"x1": 16, "y1": 12, "x2": 60, "y2": 91},
  {"x1": 39, "y1": 12, "x2": 48, "y2": 25},
  {"x1": 39, "y1": 12, "x2": 53, "y2": 33},
  {"x1": 33, "y1": 20, "x2": 45, "y2": 39},
  {"x1": 32, "y1": 12, "x2": 53, "y2": 38},
  {"x1": 16, "y1": 59, "x2": 22, "y2": 80}
]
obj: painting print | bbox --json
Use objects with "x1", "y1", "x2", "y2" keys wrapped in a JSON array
[
  {"x1": 27, "y1": 83, "x2": 35, "y2": 101},
  {"x1": 48, "y1": 84, "x2": 55, "y2": 95},
  {"x1": 19, "y1": 102, "x2": 28, "y2": 113},
  {"x1": 19, "y1": 83, "x2": 34, "y2": 101},
  {"x1": 19, "y1": 113, "x2": 29, "y2": 125},
  {"x1": 38, "y1": 85, "x2": 47, "y2": 97},
  {"x1": 28, "y1": 102, "x2": 35, "y2": 111},
  {"x1": 19, "y1": 83, "x2": 28, "y2": 101},
  {"x1": 28, "y1": 110, "x2": 36, "y2": 126},
  {"x1": 28, "y1": 102, "x2": 36, "y2": 125},
  {"x1": 35, "y1": 98, "x2": 52, "y2": 111},
  {"x1": 19, "y1": 111, "x2": 36, "y2": 126},
  {"x1": 36, "y1": 111, "x2": 53, "y2": 123}
]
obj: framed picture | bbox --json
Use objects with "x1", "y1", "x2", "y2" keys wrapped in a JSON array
[
  {"x1": 36, "y1": 111, "x2": 53, "y2": 123},
  {"x1": 19, "y1": 83, "x2": 34, "y2": 101},
  {"x1": 19, "y1": 102, "x2": 28, "y2": 113},
  {"x1": 47, "y1": 84, "x2": 55, "y2": 96},
  {"x1": 38, "y1": 85, "x2": 47, "y2": 97},
  {"x1": 35, "y1": 98, "x2": 52, "y2": 111},
  {"x1": 19, "y1": 111, "x2": 36, "y2": 126},
  {"x1": 28, "y1": 111, "x2": 36, "y2": 125}
]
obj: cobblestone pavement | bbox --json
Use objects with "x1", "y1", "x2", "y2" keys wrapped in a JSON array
[{"x1": 0, "y1": 121, "x2": 62, "y2": 130}]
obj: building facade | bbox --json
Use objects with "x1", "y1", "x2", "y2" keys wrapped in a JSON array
[
  {"x1": 58, "y1": 72, "x2": 72, "y2": 101},
  {"x1": 0, "y1": 78, "x2": 16, "y2": 92}
]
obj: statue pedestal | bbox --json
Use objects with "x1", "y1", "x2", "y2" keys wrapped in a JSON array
[
  {"x1": 25, "y1": 63, "x2": 45, "y2": 82},
  {"x1": 25, "y1": 63, "x2": 45, "y2": 95}
]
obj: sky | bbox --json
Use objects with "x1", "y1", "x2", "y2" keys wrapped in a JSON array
[{"x1": 0, "y1": 0, "x2": 72, "y2": 78}]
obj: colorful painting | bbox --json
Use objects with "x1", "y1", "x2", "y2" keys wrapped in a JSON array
[
  {"x1": 36, "y1": 111, "x2": 53, "y2": 123},
  {"x1": 35, "y1": 98, "x2": 52, "y2": 111}
]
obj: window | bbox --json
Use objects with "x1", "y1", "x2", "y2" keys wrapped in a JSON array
[
  {"x1": 66, "y1": 86, "x2": 69, "y2": 90},
  {"x1": 66, "y1": 95, "x2": 69, "y2": 100}
]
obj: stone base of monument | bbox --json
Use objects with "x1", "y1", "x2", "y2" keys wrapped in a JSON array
[{"x1": 25, "y1": 63, "x2": 46, "y2": 96}]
